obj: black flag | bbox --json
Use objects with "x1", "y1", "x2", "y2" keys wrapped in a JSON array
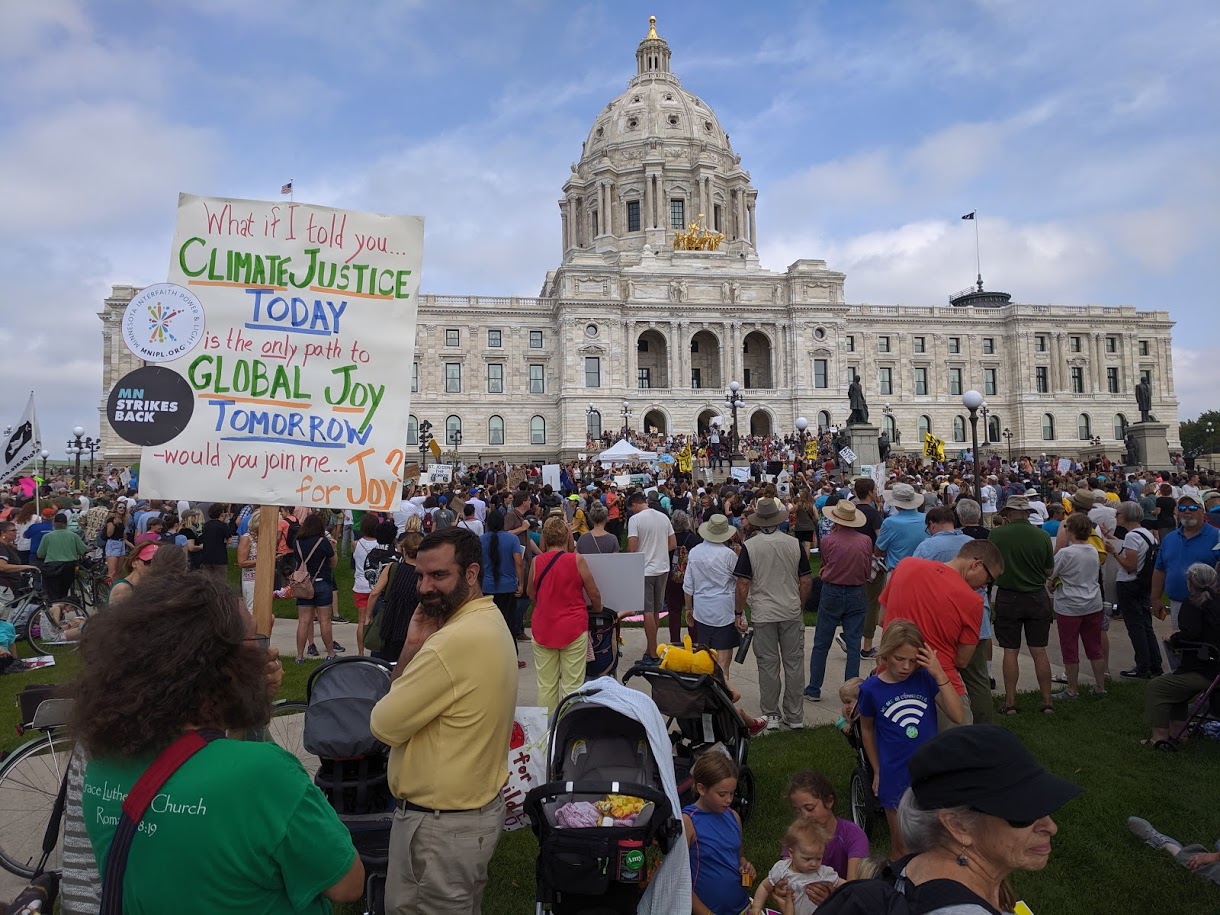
[{"x1": 961, "y1": 211, "x2": 975, "y2": 220}]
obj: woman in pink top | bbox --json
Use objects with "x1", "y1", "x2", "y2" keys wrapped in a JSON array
[{"x1": 527, "y1": 517, "x2": 604, "y2": 713}]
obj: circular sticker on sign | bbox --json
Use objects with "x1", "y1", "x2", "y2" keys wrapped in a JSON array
[
  {"x1": 107, "y1": 367, "x2": 195, "y2": 446},
  {"x1": 121, "y1": 283, "x2": 206, "y2": 363}
]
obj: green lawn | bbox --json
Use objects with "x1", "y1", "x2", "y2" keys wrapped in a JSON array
[{"x1": 1, "y1": 551, "x2": 1214, "y2": 913}]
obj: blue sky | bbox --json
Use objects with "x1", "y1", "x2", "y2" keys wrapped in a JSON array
[{"x1": 2, "y1": 0, "x2": 1217, "y2": 455}]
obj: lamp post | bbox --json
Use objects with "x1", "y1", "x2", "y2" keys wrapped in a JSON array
[
  {"x1": 66, "y1": 426, "x2": 85, "y2": 488},
  {"x1": 621, "y1": 400, "x2": 632, "y2": 440},
  {"x1": 1002, "y1": 427, "x2": 1014, "y2": 465},
  {"x1": 449, "y1": 427, "x2": 463, "y2": 459},
  {"x1": 962, "y1": 390, "x2": 983, "y2": 500},
  {"x1": 417, "y1": 420, "x2": 433, "y2": 470},
  {"x1": 586, "y1": 403, "x2": 599, "y2": 444},
  {"x1": 81, "y1": 437, "x2": 99, "y2": 478},
  {"x1": 723, "y1": 381, "x2": 746, "y2": 460},
  {"x1": 979, "y1": 401, "x2": 991, "y2": 445},
  {"x1": 795, "y1": 416, "x2": 809, "y2": 467},
  {"x1": 39, "y1": 449, "x2": 49, "y2": 479},
  {"x1": 882, "y1": 403, "x2": 896, "y2": 445},
  {"x1": 1207, "y1": 421, "x2": 1215, "y2": 472}
]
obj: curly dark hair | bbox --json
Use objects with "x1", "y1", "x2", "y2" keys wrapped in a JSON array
[{"x1": 71, "y1": 573, "x2": 271, "y2": 758}]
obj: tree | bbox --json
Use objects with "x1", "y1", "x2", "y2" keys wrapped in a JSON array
[{"x1": 1178, "y1": 410, "x2": 1220, "y2": 458}]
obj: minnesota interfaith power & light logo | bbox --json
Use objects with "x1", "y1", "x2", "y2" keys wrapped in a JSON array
[{"x1": 122, "y1": 283, "x2": 206, "y2": 363}]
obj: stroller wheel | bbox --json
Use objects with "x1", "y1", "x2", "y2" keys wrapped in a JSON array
[
  {"x1": 850, "y1": 769, "x2": 875, "y2": 836},
  {"x1": 733, "y1": 765, "x2": 756, "y2": 824}
]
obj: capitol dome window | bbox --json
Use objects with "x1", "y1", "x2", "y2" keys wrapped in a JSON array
[
  {"x1": 627, "y1": 117, "x2": 639, "y2": 129},
  {"x1": 668, "y1": 114, "x2": 679, "y2": 126},
  {"x1": 704, "y1": 120, "x2": 713, "y2": 132},
  {"x1": 596, "y1": 126, "x2": 604, "y2": 138},
  {"x1": 585, "y1": 324, "x2": 598, "y2": 338},
  {"x1": 813, "y1": 327, "x2": 826, "y2": 341}
]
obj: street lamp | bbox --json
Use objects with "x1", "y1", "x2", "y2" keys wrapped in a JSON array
[
  {"x1": 449, "y1": 427, "x2": 463, "y2": 458},
  {"x1": 796, "y1": 416, "x2": 809, "y2": 466},
  {"x1": 621, "y1": 400, "x2": 632, "y2": 440},
  {"x1": 962, "y1": 390, "x2": 983, "y2": 500},
  {"x1": 1002, "y1": 427, "x2": 1014, "y2": 465},
  {"x1": 723, "y1": 381, "x2": 746, "y2": 460},
  {"x1": 979, "y1": 401, "x2": 991, "y2": 444},
  {"x1": 586, "y1": 403, "x2": 599, "y2": 441},
  {"x1": 80, "y1": 436, "x2": 99, "y2": 478},
  {"x1": 66, "y1": 426, "x2": 85, "y2": 488},
  {"x1": 882, "y1": 403, "x2": 896, "y2": 444},
  {"x1": 39, "y1": 449, "x2": 49, "y2": 479},
  {"x1": 1207, "y1": 421, "x2": 1215, "y2": 471},
  {"x1": 417, "y1": 420, "x2": 433, "y2": 470}
]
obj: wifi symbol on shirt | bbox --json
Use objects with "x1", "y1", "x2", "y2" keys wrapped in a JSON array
[{"x1": 883, "y1": 698, "x2": 929, "y2": 738}]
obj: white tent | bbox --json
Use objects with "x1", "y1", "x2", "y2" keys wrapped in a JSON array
[{"x1": 596, "y1": 439, "x2": 657, "y2": 464}]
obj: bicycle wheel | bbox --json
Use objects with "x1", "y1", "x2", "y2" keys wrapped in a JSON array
[
  {"x1": 25, "y1": 599, "x2": 89, "y2": 654},
  {"x1": 0, "y1": 731, "x2": 73, "y2": 878},
  {"x1": 262, "y1": 700, "x2": 320, "y2": 779}
]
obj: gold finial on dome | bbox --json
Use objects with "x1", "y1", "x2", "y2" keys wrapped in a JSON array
[{"x1": 647, "y1": 15, "x2": 659, "y2": 39}]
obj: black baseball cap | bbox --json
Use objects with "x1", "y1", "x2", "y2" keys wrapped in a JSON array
[{"x1": 909, "y1": 725, "x2": 1081, "y2": 822}]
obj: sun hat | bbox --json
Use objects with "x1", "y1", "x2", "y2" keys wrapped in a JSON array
[
  {"x1": 825, "y1": 502, "x2": 867, "y2": 528},
  {"x1": 1002, "y1": 495, "x2": 1033, "y2": 513},
  {"x1": 1070, "y1": 487, "x2": 1096, "y2": 511},
  {"x1": 133, "y1": 542, "x2": 159, "y2": 563},
  {"x1": 697, "y1": 513, "x2": 737, "y2": 543},
  {"x1": 883, "y1": 482, "x2": 922, "y2": 511},
  {"x1": 909, "y1": 725, "x2": 1081, "y2": 822},
  {"x1": 1178, "y1": 492, "x2": 1203, "y2": 507},
  {"x1": 745, "y1": 497, "x2": 787, "y2": 527},
  {"x1": 40, "y1": 507, "x2": 56, "y2": 519},
  {"x1": 1201, "y1": 489, "x2": 1220, "y2": 504}
]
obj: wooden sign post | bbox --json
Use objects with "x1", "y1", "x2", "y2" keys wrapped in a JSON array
[{"x1": 252, "y1": 505, "x2": 279, "y2": 636}]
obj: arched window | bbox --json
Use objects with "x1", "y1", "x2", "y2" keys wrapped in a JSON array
[
  {"x1": 882, "y1": 413, "x2": 897, "y2": 441},
  {"x1": 917, "y1": 415, "x2": 931, "y2": 440},
  {"x1": 1042, "y1": 414, "x2": 1056, "y2": 441},
  {"x1": 445, "y1": 414, "x2": 462, "y2": 446},
  {"x1": 1078, "y1": 414, "x2": 1091, "y2": 441},
  {"x1": 1114, "y1": 413, "x2": 1128, "y2": 440},
  {"x1": 530, "y1": 415, "x2": 546, "y2": 445},
  {"x1": 987, "y1": 415, "x2": 1001, "y2": 444},
  {"x1": 817, "y1": 411, "x2": 831, "y2": 433},
  {"x1": 953, "y1": 416, "x2": 967, "y2": 443},
  {"x1": 488, "y1": 415, "x2": 505, "y2": 445},
  {"x1": 406, "y1": 414, "x2": 418, "y2": 445},
  {"x1": 587, "y1": 409, "x2": 602, "y2": 438}
]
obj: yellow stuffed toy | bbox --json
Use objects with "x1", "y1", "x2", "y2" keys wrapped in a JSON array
[{"x1": 658, "y1": 635, "x2": 717, "y2": 674}]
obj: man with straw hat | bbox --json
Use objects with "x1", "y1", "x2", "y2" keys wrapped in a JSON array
[
  {"x1": 734, "y1": 498, "x2": 813, "y2": 732},
  {"x1": 804, "y1": 501, "x2": 873, "y2": 704}
]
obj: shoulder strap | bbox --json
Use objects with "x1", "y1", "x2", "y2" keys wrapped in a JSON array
[
  {"x1": 296, "y1": 536, "x2": 323, "y2": 568},
  {"x1": 533, "y1": 551, "x2": 565, "y2": 592},
  {"x1": 100, "y1": 729, "x2": 223, "y2": 914}
]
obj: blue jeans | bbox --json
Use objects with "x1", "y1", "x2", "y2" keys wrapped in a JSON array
[{"x1": 805, "y1": 583, "x2": 866, "y2": 697}]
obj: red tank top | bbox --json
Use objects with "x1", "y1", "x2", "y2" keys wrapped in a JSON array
[{"x1": 531, "y1": 551, "x2": 588, "y2": 649}]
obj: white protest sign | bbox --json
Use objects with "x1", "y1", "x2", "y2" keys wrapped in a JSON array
[
  {"x1": 839, "y1": 446, "x2": 858, "y2": 464},
  {"x1": 581, "y1": 553, "x2": 646, "y2": 613},
  {"x1": 1057, "y1": 458, "x2": 1072, "y2": 474},
  {"x1": 868, "y1": 463, "x2": 886, "y2": 487},
  {"x1": 730, "y1": 467, "x2": 750, "y2": 482},
  {"x1": 614, "y1": 473, "x2": 632, "y2": 489},
  {"x1": 500, "y1": 706, "x2": 548, "y2": 832},
  {"x1": 426, "y1": 464, "x2": 453, "y2": 484},
  {"x1": 541, "y1": 463, "x2": 561, "y2": 491},
  {"x1": 136, "y1": 194, "x2": 423, "y2": 511}
]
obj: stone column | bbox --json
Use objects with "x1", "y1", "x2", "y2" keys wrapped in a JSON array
[
  {"x1": 656, "y1": 170, "x2": 665, "y2": 229},
  {"x1": 643, "y1": 175, "x2": 653, "y2": 232},
  {"x1": 1051, "y1": 333, "x2": 1063, "y2": 391},
  {"x1": 668, "y1": 320, "x2": 679, "y2": 390},
  {"x1": 748, "y1": 201, "x2": 757, "y2": 249},
  {"x1": 626, "y1": 320, "x2": 637, "y2": 394},
  {"x1": 561, "y1": 201, "x2": 570, "y2": 253}
]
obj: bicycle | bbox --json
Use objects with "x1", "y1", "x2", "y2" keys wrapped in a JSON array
[
  {"x1": 0, "y1": 572, "x2": 90, "y2": 655},
  {"x1": 71, "y1": 553, "x2": 110, "y2": 612},
  {"x1": 0, "y1": 695, "x2": 73, "y2": 878}
]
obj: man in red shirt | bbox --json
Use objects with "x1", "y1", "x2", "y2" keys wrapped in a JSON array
[{"x1": 878, "y1": 540, "x2": 1005, "y2": 729}]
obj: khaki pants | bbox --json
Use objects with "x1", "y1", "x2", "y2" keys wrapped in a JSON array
[
  {"x1": 863, "y1": 569, "x2": 887, "y2": 641},
  {"x1": 958, "y1": 639, "x2": 993, "y2": 725},
  {"x1": 753, "y1": 618, "x2": 805, "y2": 725},
  {"x1": 533, "y1": 633, "x2": 588, "y2": 715},
  {"x1": 938, "y1": 692, "x2": 975, "y2": 732},
  {"x1": 386, "y1": 794, "x2": 506, "y2": 914}
]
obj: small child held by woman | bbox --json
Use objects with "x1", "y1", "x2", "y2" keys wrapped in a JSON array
[
  {"x1": 683, "y1": 752, "x2": 757, "y2": 915},
  {"x1": 750, "y1": 819, "x2": 844, "y2": 914},
  {"x1": 858, "y1": 620, "x2": 963, "y2": 857}
]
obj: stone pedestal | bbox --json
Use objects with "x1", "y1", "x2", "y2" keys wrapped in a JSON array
[
  {"x1": 845, "y1": 423, "x2": 881, "y2": 475},
  {"x1": 1128, "y1": 421, "x2": 1171, "y2": 471}
]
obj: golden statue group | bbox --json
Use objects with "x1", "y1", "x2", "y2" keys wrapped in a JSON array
[{"x1": 672, "y1": 214, "x2": 725, "y2": 251}]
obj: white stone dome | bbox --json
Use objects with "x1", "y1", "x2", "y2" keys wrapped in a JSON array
[{"x1": 582, "y1": 80, "x2": 732, "y2": 161}]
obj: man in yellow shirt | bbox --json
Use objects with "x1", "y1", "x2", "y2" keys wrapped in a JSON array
[{"x1": 370, "y1": 528, "x2": 518, "y2": 914}]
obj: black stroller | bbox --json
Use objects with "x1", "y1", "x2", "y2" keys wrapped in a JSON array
[
  {"x1": 303, "y1": 657, "x2": 395, "y2": 915},
  {"x1": 622, "y1": 664, "x2": 756, "y2": 823},
  {"x1": 587, "y1": 608, "x2": 621, "y2": 679},
  {"x1": 524, "y1": 684, "x2": 683, "y2": 914},
  {"x1": 842, "y1": 716, "x2": 882, "y2": 835}
]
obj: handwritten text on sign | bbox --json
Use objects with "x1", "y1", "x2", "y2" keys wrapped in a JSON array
[{"x1": 137, "y1": 194, "x2": 423, "y2": 510}]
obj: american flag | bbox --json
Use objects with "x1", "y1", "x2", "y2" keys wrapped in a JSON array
[{"x1": 280, "y1": 180, "x2": 293, "y2": 195}]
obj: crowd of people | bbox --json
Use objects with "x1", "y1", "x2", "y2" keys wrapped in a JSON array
[{"x1": 1, "y1": 442, "x2": 1217, "y2": 913}]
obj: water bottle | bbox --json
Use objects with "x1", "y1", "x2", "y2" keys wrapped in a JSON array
[{"x1": 735, "y1": 628, "x2": 754, "y2": 664}]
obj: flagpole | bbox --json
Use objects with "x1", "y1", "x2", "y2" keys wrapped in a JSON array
[{"x1": 974, "y1": 212, "x2": 982, "y2": 290}]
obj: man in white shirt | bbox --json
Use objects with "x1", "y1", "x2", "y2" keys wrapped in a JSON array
[
  {"x1": 1026, "y1": 488, "x2": 1049, "y2": 524},
  {"x1": 466, "y1": 489, "x2": 488, "y2": 523},
  {"x1": 626, "y1": 491, "x2": 676, "y2": 665},
  {"x1": 392, "y1": 484, "x2": 426, "y2": 535},
  {"x1": 980, "y1": 477, "x2": 999, "y2": 527}
]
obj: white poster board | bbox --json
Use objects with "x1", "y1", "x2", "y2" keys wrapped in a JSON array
[
  {"x1": 426, "y1": 464, "x2": 453, "y2": 484},
  {"x1": 839, "y1": 446, "x2": 858, "y2": 464},
  {"x1": 581, "y1": 553, "x2": 646, "y2": 613},
  {"x1": 614, "y1": 473, "x2": 632, "y2": 489},
  {"x1": 136, "y1": 193, "x2": 423, "y2": 511},
  {"x1": 1057, "y1": 458, "x2": 1072, "y2": 474},
  {"x1": 730, "y1": 467, "x2": 750, "y2": 482},
  {"x1": 867, "y1": 463, "x2": 887, "y2": 487},
  {"x1": 541, "y1": 463, "x2": 561, "y2": 491}
]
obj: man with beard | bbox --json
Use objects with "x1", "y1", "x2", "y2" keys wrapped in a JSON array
[
  {"x1": 370, "y1": 527, "x2": 518, "y2": 915},
  {"x1": 1151, "y1": 492, "x2": 1220, "y2": 629}
]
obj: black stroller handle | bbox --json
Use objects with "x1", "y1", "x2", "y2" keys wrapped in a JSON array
[
  {"x1": 523, "y1": 780, "x2": 681, "y2": 852},
  {"x1": 623, "y1": 665, "x2": 713, "y2": 691}
]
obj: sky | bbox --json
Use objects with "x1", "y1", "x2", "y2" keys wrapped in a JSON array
[{"x1": 2, "y1": 0, "x2": 1218, "y2": 457}]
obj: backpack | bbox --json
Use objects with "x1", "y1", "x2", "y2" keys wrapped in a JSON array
[
  {"x1": 670, "y1": 540, "x2": 690, "y2": 585},
  {"x1": 816, "y1": 855, "x2": 1004, "y2": 915},
  {"x1": 422, "y1": 511, "x2": 434, "y2": 534},
  {"x1": 283, "y1": 516, "x2": 300, "y2": 551},
  {"x1": 1133, "y1": 529, "x2": 1158, "y2": 590},
  {"x1": 288, "y1": 539, "x2": 323, "y2": 600}
]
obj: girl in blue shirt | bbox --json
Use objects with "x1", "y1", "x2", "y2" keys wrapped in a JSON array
[
  {"x1": 858, "y1": 620, "x2": 963, "y2": 857},
  {"x1": 683, "y1": 753, "x2": 756, "y2": 915}
]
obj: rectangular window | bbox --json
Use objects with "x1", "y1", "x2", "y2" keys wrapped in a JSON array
[
  {"x1": 691, "y1": 368, "x2": 701, "y2": 389},
  {"x1": 637, "y1": 367, "x2": 651, "y2": 389},
  {"x1": 1139, "y1": 340, "x2": 1150, "y2": 356},
  {"x1": 411, "y1": 362, "x2": 419, "y2": 393},
  {"x1": 814, "y1": 359, "x2": 828, "y2": 389},
  {"x1": 626, "y1": 200, "x2": 641, "y2": 233},
  {"x1": 1071, "y1": 366, "x2": 1084, "y2": 394},
  {"x1": 445, "y1": 363, "x2": 461, "y2": 393},
  {"x1": 1106, "y1": 336, "x2": 1117, "y2": 353},
  {"x1": 670, "y1": 199, "x2": 685, "y2": 229},
  {"x1": 1070, "y1": 335, "x2": 1081, "y2": 353},
  {"x1": 914, "y1": 336, "x2": 925, "y2": 354},
  {"x1": 591, "y1": 210, "x2": 599, "y2": 237},
  {"x1": 487, "y1": 363, "x2": 503, "y2": 393},
  {"x1": 949, "y1": 368, "x2": 962, "y2": 396},
  {"x1": 445, "y1": 328, "x2": 460, "y2": 347},
  {"x1": 878, "y1": 336, "x2": 890, "y2": 353},
  {"x1": 914, "y1": 367, "x2": 928, "y2": 396},
  {"x1": 1140, "y1": 368, "x2": 1152, "y2": 385},
  {"x1": 879, "y1": 367, "x2": 893, "y2": 395},
  {"x1": 530, "y1": 330, "x2": 543, "y2": 349},
  {"x1": 585, "y1": 357, "x2": 600, "y2": 388},
  {"x1": 637, "y1": 339, "x2": 649, "y2": 352},
  {"x1": 1036, "y1": 366, "x2": 1049, "y2": 393},
  {"x1": 487, "y1": 329, "x2": 501, "y2": 348},
  {"x1": 983, "y1": 337, "x2": 994, "y2": 354},
  {"x1": 743, "y1": 369, "x2": 752, "y2": 389},
  {"x1": 948, "y1": 337, "x2": 960, "y2": 354},
  {"x1": 1036, "y1": 335, "x2": 1047, "y2": 352},
  {"x1": 845, "y1": 335, "x2": 855, "y2": 353},
  {"x1": 1107, "y1": 366, "x2": 1119, "y2": 393},
  {"x1": 529, "y1": 364, "x2": 544, "y2": 394},
  {"x1": 984, "y1": 368, "x2": 997, "y2": 396},
  {"x1": 713, "y1": 205, "x2": 722, "y2": 231}
]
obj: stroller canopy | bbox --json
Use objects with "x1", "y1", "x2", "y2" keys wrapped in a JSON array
[{"x1": 304, "y1": 658, "x2": 392, "y2": 760}]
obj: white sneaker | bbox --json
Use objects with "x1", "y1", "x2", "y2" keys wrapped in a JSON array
[
  {"x1": 786, "y1": 720, "x2": 805, "y2": 730},
  {"x1": 763, "y1": 715, "x2": 781, "y2": 733},
  {"x1": 1127, "y1": 816, "x2": 1173, "y2": 849},
  {"x1": 835, "y1": 634, "x2": 847, "y2": 653}
]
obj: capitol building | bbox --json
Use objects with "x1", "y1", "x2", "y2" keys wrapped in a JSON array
[{"x1": 98, "y1": 17, "x2": 1179, "y2": 466}]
